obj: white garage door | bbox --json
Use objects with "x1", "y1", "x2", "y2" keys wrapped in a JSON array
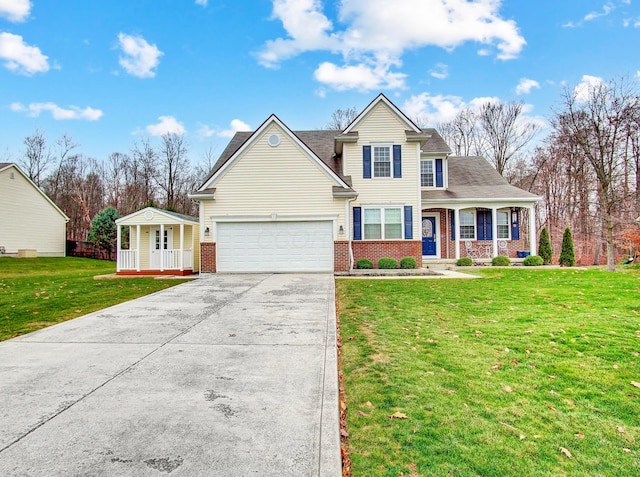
[{"x1": 216, "y1": 221, "x2": 334, "y2": 272}]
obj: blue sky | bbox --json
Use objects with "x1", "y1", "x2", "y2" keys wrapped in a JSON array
[{"x1": 1, "y1": 0, "x2": 639, "y2": 164}]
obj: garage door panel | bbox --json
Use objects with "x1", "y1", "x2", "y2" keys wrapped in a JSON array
[{"x1": 217, "y1": 221, "x2": 333, "y2": 272}]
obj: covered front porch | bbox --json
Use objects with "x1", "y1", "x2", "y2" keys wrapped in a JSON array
[
  {"x1": 421, "y1": 202, "x2": 538, "y2": 262},
  {"x1": 115, "y1": 207, "x2": 200, "y2": 276}
]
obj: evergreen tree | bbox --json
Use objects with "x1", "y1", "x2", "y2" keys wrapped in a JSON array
[
  {"x1": 88, "y1": 207, "x2": 120, "y2": 254},
  {"x1": 538, "y1": 227, "x2": 553, "y2": 264},
  {"x1": 559, "y1": 227, "x2": 575, "y2": 267}
]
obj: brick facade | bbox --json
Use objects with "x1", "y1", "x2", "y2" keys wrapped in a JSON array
[
  {"x1": 200, "y1": 242, "x2": 216, "y2": 272},
  {"x1": 352, "y1": 240, "x2": 422, "y2": 268},
  {"x1": 334, "y1": 241, "x2": 350, "y2": 272}
]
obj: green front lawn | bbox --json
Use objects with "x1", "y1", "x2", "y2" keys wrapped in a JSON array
[
  {"x1": 0, "y1": 257, "x2": 191, "y2": 341},
  {"x1": 337, "y1": 268, "x2": 640, "y2": 476}
]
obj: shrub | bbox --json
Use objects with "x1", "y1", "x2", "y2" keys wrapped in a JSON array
[
  {"x1": 356, "y1": 258, "x2": 373, "y2": 269},
  {"x1": 523, "y1": 255, "x2": 544, "y2": 266},
  {"x1": 456, "y1": 257, "x2": 473, "y2": 266},
  {"x1": 559, "y1": 227, "x2": 575, "y2": 267},
  {"x1": 538, "y1": 227, "x2": 553, "y2": 264},
  {"x1": 492, "y1": 255, "x2": 511, "y2": 266},
  {"x1": 377, "y1": 258, "x2": 398, "y2": 269},
  {"x1": 400, "y1": 257, "x2": 417, "y2": 269}
]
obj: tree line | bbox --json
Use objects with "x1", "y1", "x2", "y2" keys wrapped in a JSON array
[{"x1": 17, "y1": 131, "x2": 212, "y2": 241}]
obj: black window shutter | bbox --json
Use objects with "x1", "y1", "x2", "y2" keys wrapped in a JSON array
[
  {"x1": 393, "y1": 145, "x2": 402, "y2": 178},
  {"x1": 477, "y1": 210, "x2": 492, "y2": 240},
  {"x1": 363, "y1": 146, "x2": 371, "y2": 179},
  {"x1": 353, "y1": 207, "x2": 362, "y2": 240},
  {"x1": 511, "y1": 209, "x2": 520, "y2": 240},
  {"x1": 404, "y1": 206, "x2": 413, "y2": 239},
  {"x1": 450, "y1": 210, "x2": 455, "y2": 240},
  {"x1": 435, "y1": 159, "x2": 443, "y2": 187}
]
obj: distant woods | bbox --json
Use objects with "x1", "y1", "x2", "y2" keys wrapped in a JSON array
[{"x1": 17, "y1": 131, "x2": 212, "y2": 241}]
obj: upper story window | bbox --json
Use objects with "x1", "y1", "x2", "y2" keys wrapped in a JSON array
[
  {"x1": 373, "y1": 145, "x2": 391, "y2": 178},
  {"x1": 421, "y1": 159, "x2": 434, "y2": 187}
]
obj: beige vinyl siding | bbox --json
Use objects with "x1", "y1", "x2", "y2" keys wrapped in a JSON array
[
  {"x1": 344, "y1": 103, "x2": 421, "y2": 238},
  {"x1": 0, "y1": 166, "x2": 67, "y2": 256},
  {"x1": 202, "y1": 124, "x2": 345, "y2": 240}
]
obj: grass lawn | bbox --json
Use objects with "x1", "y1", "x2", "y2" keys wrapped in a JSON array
[
  {"x1": 337, "y1": 267, "x2": 640, "y2": 476},
  {"x1": 0, "y1": 257, "x2": 191, "y2": 341}
]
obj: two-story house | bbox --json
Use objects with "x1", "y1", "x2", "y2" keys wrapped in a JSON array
[{"x1": 184, "y1": 93, "x2": 540, "y2": 273}]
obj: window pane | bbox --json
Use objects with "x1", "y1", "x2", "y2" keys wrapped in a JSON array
[
  {"x1": 364, "y1": 208, "x2": 381, "y2": 223},
  {"x1": 384, "y1": 208, "x2": 402, "y2": 239},
  {"x1": 459, "y1": 211, "x2": 475, "y2": 239},
  {"x1": 497, "y1": 211, "x2": 509, "y2": 225},
  {"x1": 460, "y1": 211, "x2": 474, "y2": 226},
  {"x1": 384, "y1": 208, "x2": 402, "y2": 224},
  {"x1": 364, "y1": 224, "x2": 382, "y2": 239},
  {"x1": 373, "y1": 146, "x2": 391, "y2": 177},
  {"x1": 497, "y1": 211, "x2": 509, "y2": 239},
  {"x1": 385, "y1": 223, "x2": 402, "y2": 239}
]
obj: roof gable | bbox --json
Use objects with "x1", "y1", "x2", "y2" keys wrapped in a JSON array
[
  {"x1": 198, "y1": 115, "x2": 349, "y2": 191},
  {"x1": 343, "y1": 93, "x2": 421, "y2": 134},
  {"x1": 116, "y1": 206, "x2": 198, "y2": 225},
  {"x1": 0, "y1": 163, "x2": 69, "y2": 221}
]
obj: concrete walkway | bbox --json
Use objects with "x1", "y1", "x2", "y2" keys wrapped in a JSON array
[{"x1": 0, "y1": 274, "x2": 340, "y2": 476}]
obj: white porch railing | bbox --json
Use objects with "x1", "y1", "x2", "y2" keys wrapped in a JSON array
[
  {"x1": 118, "y1": 250, "x2": 137, "y2": 270},
  {"x1": 161, "y1": 249, "x2": 194, "y2": 270}
]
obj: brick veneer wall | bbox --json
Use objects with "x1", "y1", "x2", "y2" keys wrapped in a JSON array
[
  {"x1": 352, "y1": 241, "x2": 422, "y2": 268},
  {"x1": 200, "y1": 242, "x2": 216, "y2": 272},
  {"x1": 334, "y1": 241, "x2": 350, "y2": 272}
]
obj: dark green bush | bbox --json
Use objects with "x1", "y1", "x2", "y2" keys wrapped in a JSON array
[
  {"x1": 523, "y1": 255, "x2": 544, "y2": 266},
  {"x1": 400, "y1": 257, "x2": 417, "y2": 269},
  {"x1": 559, "y1": 227, "x2": 575, "y2": 267},
  {"x1": 356, "y1": 258, "x2": 373, "y2": 269},
  {"x1": 377, "y1": 258, "x2": 398, "y2": 269},
  {"x1": 456, "y1": 257, "x2": 473, "y2": 266},
  {"x1": 492, "y1": 255, "x2": 511, "y2": 266},
  {"x1": 538, "y1": 227, "x2": 553, "y2": 264}
]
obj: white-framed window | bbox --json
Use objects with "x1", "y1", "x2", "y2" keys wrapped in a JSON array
[
  {"x1": 363, "y1": 207, "x2": 403, "y2": 240},
  {"x1": 373, "y1": 145, "x2": 392, "y2": 178},
  {"x1": 459, "y1": 211, "x2": 475, "y2": 240},
  {"x1": 420, "y1": 159, "x2": 434, "y2": 187},
  {"x1": 497, "y1": 210, "x2": 510, "y2": 239}
]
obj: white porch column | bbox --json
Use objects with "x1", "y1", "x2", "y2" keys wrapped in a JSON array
[
  {"x1": 491, "y1": 207, "x2": 498, "y2": 257},
  {"x1": 160, "y1": 224, "x2": 165, "y2": 271},
  {"x1": 116, "y1": 224, "x2": 121, "y2": 272},
  {"x1": 179, "y1": 223, "x2": 184, "y2": 271},
  {"x1": 136, "y1": 225, "x2": 141, "y2": 272},
  {"x1": 454, "y1": 208, "x2": 461, "y2": 260},
  {"x1": 528, "y1": 206, "x2": 537, "y2": 256}
]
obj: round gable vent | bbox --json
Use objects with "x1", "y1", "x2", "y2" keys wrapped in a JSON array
[{"x1": 267, "y1": 133, "x2": 281, "y2": 147}]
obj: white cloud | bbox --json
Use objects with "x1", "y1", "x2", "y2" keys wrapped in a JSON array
[
  {"x1": 146, "y1": 116, "x2": 186, "y2": 136},
  {"x1": 11, "y1": 102, "x2": 103, "y2": 120},
  {"x1": 258, "y1": 0, "x2": 525, "y2": 91},
  {"x1": 402, "y1": 93, "x2": 506, "y2": 125},
  {"x1": 584, "y1": 3, "x2": 614, "y2": 21},
  {"x1": 573, "y1": 74, "x2": 604, "y2": 102},
  {"x1": 195, "y1": 0, "x2": 208, "y2": 5},
  {"x1": 218, "y1": 119, "x2": 251, "y2": 138},
  {"x1": 429, "y1": 63, "x2": 448, "y2": 80},
  {"x1": 313, "y1": 61, "x2": 406, "y2": 91},
  {"x1": 0, "y1": 32, "x2": 48, "y2": 75},
  {"x1": 117, "y1": 33, "x2": 163, "y2": 78},
  {"x1": 515, "y1": 78, "x2": 540, "y2": 95},
  {"x1": 0, "y1": 0, "x2": 30, "y2": 22},
  {"x1": 196, "y1": 123, "x2": 216, "y2": 138}
]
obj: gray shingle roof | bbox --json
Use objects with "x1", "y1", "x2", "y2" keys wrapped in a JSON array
[
  {"x1": 420, "y1": 129, "x2": 452, "y2": 154},
  {"x1": 0, "y1": 162, "x2": 13, "y2": 169},
  {"x1": 422, "y1": 156, "x2": 540, "y2": 202},
  {"x1": 161, "y1": 209, "x2": 199, "y2": 223}
]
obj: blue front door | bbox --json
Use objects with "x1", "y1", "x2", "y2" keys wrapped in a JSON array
[{"x1": 422, "y1": 217, "x2": 436, "y2": 256}]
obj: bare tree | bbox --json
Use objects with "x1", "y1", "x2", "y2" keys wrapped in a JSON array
[
  {"x1": 104, "y1": 152, "x2": 129, "y2": 212},
  {"x1": 20, "y1": 129, "x2": 52, "y2": 187},
  {"x1": 130, "y1": 138, "x2": 159, "y2": 207},
  {"x1": 557, "y1": 77, "x2": 639, "y2": 271},
  {"x1": 325, "y1": 107, "x2": 358, "y2": 130},
  {"x1": 437, "y1": 108, "x2": 479, "y2": 156},
  {"x1": 476, "y1": 101, "x2": 541, "y2": 176},
  {"x1": 157, "y1": 133, "x2": 189, "y2": 211}
]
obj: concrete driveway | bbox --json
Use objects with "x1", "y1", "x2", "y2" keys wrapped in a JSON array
[{"x1": 0, "y1": 274, "x2": 340, "y2": 476}]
